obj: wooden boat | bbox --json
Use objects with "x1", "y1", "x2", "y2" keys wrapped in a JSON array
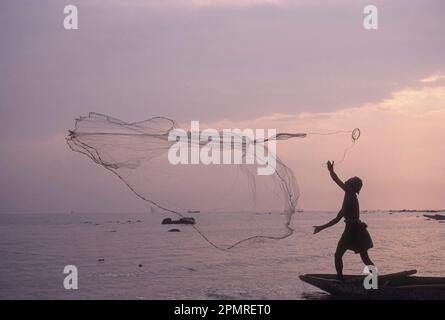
[{"x1": 300, "y1": 270, "x2": 445, "y2": 299}]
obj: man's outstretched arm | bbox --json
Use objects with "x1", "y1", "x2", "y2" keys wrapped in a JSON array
[
  {"x1": 313, "y1": 210, "x2": 343, "y2": 234},
  {"x1": 327, "y1": 161, "x2": 347, "y2": 191}
]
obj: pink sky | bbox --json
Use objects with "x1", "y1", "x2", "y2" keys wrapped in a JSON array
[{"x1": 0, "y1": 0, "x2": 444, "y2": 213}]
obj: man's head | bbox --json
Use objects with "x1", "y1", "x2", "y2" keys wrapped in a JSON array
[{"x1": 345, "y1": 176, "x2": 363, "y2": 194}]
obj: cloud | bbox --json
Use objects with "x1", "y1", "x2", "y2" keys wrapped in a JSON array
[
  {"x1": 203, "y1": 79, "x2": 445, "y2": 127},
  {"x1": 420, "y1": 73, "x2": 445, "y2": 84},
  {"x1": 193, "y1": 78, "x2": 445, "y2": 210}
]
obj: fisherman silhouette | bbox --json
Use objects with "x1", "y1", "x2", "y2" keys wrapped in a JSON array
[{"x1": 313, "y1": 161, "x2": 375, "y2": 281}]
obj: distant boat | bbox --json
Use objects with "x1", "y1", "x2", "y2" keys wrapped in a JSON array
[{"x1": 300, "y1": 270, "x2": 445, "y2": 299}]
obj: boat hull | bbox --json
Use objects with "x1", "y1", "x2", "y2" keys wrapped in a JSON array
[{"x1": 300, "y1": 271, "x2": 445, "y2": 300}]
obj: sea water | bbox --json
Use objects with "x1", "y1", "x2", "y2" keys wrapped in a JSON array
[{"x1": 0, "y1": 211, "x2": 444, "y2": 299}]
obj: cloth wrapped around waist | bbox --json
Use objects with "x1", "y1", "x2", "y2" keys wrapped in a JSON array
[{"x1": 340, "y1": 219, "x2": 373, "y2": 253}]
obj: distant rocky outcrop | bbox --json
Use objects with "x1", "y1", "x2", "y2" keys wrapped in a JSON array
[
  {"x1": 390, "y1": 209, "x2": 445, "y2": 213},
  {"x1": 423, "y1": 214, "x2": 445, "y2": 221}
]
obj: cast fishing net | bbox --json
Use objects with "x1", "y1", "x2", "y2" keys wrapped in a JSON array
[{"x1": 67, "y1": 112, "x2": 360, "y2": 250}]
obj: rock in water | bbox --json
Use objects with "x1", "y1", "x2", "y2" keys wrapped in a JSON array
[{"x1": 162, "y1": 217, "x2": 195, "y2": 225}]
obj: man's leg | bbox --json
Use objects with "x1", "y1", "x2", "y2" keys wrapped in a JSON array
[
  {"x1": 360, "y1": 251, "x2": 374, "y2": 267},
  {"x1": 335, "y1": 242, "x2": 347, "y2": 281}
]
